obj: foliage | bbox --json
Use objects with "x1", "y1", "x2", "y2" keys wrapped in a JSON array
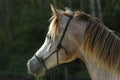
[{"x1": 103, "y1": 0, "x2": 120, "y2": 31}]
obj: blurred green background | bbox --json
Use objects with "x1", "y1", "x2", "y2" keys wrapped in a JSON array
[{"x1": 0, "y1": 0, "x2": 120, "y2": 80}]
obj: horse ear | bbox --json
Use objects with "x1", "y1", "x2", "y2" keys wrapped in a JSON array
[{"x1": 50, "y1": 4, "x2": 64, "y2": 20}]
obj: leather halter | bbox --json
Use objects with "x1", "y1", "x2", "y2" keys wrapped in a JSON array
[{"x1": 34, "y1": 15, "x2": 73, "y2": 70}]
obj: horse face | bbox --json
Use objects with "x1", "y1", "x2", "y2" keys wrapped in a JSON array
[{"x1": 27, "y1": 5, "x2": 79, "y2": 77}]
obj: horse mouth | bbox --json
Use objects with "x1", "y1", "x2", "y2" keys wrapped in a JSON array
[
  {"x1": 27, "y1": 66, "x2": 46, "y2": 77},
  {"x1": 36, "y1": 69, "x2": 46, "y2": 77}
]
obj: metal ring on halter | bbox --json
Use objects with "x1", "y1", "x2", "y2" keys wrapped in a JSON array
[{"x1": 34, "y1": 15, "x2": 73, "y2": 70}]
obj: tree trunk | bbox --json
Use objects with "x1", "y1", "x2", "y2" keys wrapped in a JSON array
[
  {"x1": 89, "y1": 0, "x2": 96, "y2": 16},
  {"x1": 47, "y1": 0, "x2": 51, "y2": 5},
  {"x1": 64, "y1": 67, "x2": 69, "y2": 80},
  {"x1": 68, "y1": 0, "x2": 72, "y2": 9},
  {"x1": 52, "y1": 0, "x2": 57, "y2": 8},
  {"x1": 79, "y1": 0, "x2": 84, "y2": 10},
  {"x1": 4, "y1": 0, "x2": 12, "y2": 42},
  {"x1": 96, "y1": 0, "x2": 102, "y2": 19}
]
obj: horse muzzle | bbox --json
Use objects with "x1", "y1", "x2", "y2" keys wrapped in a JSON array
[{"x1": 27, "y1": 57, "x2": 46, "y2": 77}]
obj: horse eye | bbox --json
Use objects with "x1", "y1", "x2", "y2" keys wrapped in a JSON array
[{"x1": 47, "y1": 35, "x2": 52, "y2": 40}]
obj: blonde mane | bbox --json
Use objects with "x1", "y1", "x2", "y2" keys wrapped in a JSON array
[
  {"x1": 49, "y1": 16, "x2": 59, "y2": 40},
  {"x1": 81, "y1": 15, "x2": 120, "y2": 75}
]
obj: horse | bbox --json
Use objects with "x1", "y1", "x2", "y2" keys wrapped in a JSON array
[{"x1": 27, "y1": 5, "x2": 120, "y2": 80}]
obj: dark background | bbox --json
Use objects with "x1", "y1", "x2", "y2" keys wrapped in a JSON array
[{"x1": 0, "y1": 0, "x2": 120, "y2": 80}]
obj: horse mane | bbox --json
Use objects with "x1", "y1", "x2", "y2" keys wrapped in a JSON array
[
  {"x1": 49, "y1": 10, "x2": 120, "y2": 75},
  {"x1": 49, "y1": 16, "x2": 59, "y2": 40},
  {"x1": 81, "y1": 13, "x2": 120, "y2": 75}
]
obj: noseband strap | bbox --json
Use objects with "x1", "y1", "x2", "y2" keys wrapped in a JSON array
[
  {"x1": 34, "y1": 15, "x2": 73, "y2": 70},
  {"x1": 34, "y1": 54, "x2": 48, "y2": 70}
]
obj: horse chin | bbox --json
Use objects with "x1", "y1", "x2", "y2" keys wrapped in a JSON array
[
  {"x1": 29, "y1": 68, "x2": 46, "y2": 77},
  {"x1": 37, "y1": 72, "x2": 45, "y2": 77},
  {"x1": 35, "y1": 69, "x2": 46, "y2": 77}
]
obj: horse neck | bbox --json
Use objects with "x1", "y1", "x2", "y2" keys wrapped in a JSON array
[
  {"x1": 70, "y1": 19, "x2": 119, "y2": 80},
  {"x1": 84, "y1": 56, "x2": 119, "y2": 80}
]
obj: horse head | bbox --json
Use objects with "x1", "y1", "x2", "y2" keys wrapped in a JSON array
[{"x1": 27, "y1": 5, "x2": 87, "y2": 77}]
